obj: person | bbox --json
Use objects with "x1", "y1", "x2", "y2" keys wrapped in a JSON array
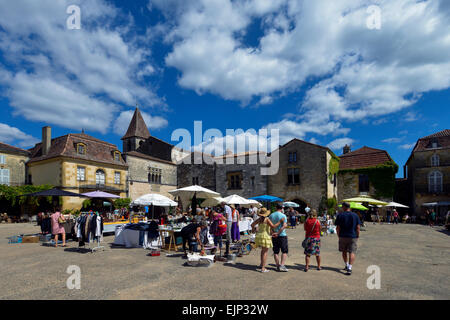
[
  {"x1": 251, "y1": 208, "x2": 285, "y2": 273},
  {"x1": 210, "y1": 210, "x2": 227, "y2": 255},
  {"x1": 50, "y1": 207, "x2": 66, "y2": 248},
  {"x1": 230, "y1": 204, "x2": 240, "y2": 242},
  {"x1": 303, "y1": 209, "x2": 322, "y2": 271},
  {"x1": 386, "y1": 209, "x2": 392, "y2": 224},
  {"x1": 425, "y1": 209, "x2": 430, "y2": 225},
  {"x1": 221, "y1": 201, "x2": 233, "y2": 256},
  {"x1": 194, "y1": 209, "x2": 205, "y2": 223},
  {"x1": 393, "y1": 209, "x2": 399, "y2": 224},
  {"x1": 288, "y1": 207, "x2": 297, "y2": 229},
  {"x1": 180, "y1": 221, "x2": 208, "y2": 257},
  {"x1": 430, "y1": 209, "x2": 436, "y2": 227},
  {"x1": 250, "y1": 205, "x2": 259, "y2": 221},
  {"x1": 335, "y1": 202, "x2": 361, "y2": 276},
  {"x1": 269, "y1": 203, "x2": 289, "y2": 272}
]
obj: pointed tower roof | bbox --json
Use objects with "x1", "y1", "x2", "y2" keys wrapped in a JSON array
[{"x1": 121, "y1": 107, "x2": 150, "y2": 140}]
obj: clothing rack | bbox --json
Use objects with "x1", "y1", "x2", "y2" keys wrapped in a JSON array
[{"x1": 77, "y1": 212, "x2": 104, "y2": 253}]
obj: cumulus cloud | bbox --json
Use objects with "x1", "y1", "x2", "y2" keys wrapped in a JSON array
[
  {"x1": 0, "y1": 123, "x2": 39, "y2": 148},
  {"x1": 399, "y1": 143, "x2": 415, "y2": 150},
  {"x1": 327, "y1": 138, "x2": 355, "y2": 151},
  {"x1": 0, "y1": 0, "x2": 161, "y2": 133},
  {"x1": 114, "y1": 110, "x2": 168, "y2": 136}
]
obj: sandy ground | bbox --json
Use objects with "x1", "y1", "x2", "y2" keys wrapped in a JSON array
[{"x1": 0, "y1": 222, "x2": 448, "y2": 300}]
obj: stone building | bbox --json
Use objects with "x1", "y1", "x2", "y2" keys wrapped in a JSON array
[
  {"x1": 176, "y1": 151, "x2": 268, "y2": 199},
  {"x1": 337, "y1": 145, "x2": 396, "y2": 203},
  {"x1": 27, "y1": 127, "x2": 128, "y2": 210},
  {"x1": 121, "y1": 108, "x2": 185, "y2": 200},
  {"x1": 0, "y1": 142, "x2": 30, "y2": 186},
  {"x1": 404, "y1": 129, "x2": 450, "y2": 219},
  {"x1": 268, "y1": 139, "x2": 338, "y2": 212}
]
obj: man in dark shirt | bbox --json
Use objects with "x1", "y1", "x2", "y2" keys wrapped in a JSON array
[
  {"x1": 180, "y1": 221, "x2": 208, "y2": 258},
  {"x1": 335, "y1": 202, "x2": 361, "y2": 276}
]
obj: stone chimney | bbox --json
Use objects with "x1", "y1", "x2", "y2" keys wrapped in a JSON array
[
  {"x1": 343, "y1": 144, "x2": 351, "y2": 154},
  {"x1": 42, "y1": 126, "x2": 52, "y2": 156}
]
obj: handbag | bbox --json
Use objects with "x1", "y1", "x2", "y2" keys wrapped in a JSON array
[
  {"x1": 58, "y1": 215, "x2": 65, "y2": 224},
  {"x1": 302, "y1": 219, "x2": 318, "y2": 248}
]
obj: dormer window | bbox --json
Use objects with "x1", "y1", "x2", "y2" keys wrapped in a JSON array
[
  {"x1": 76, "y1": 143, "x2": 86, "y2": 155},
  {"x1": 113, "y1": 151, "x2": 121, "y2": 161}
]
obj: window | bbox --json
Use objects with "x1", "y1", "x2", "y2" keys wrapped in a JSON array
[
  {"x1": 114, "y1": 172, "x2": 121, "y2": 185},
  {"x1": 192, "y1": 177, "x2": 199, "y2": 185},
  {"x1": 429, "y1": 171, "x2": 443, "y2": 193},
  {"x1": 359, "y1": 174, "x2": 370, "y2": 193},
  {"x1": 114, "y1": 151, "x2": 121, "y2": 162},
  {"x1": 77, "y1": 143, "x2": 86, "y2": 155},
  {"x1": 287, "y1": 168, "x2": 300, "y2": 185},
  {"x1": 431, "y1": 154, "x2": 440, "y2": 167},
  {"x1": 288, "y1": 152, "x2": 297, "y2": 163},
  {"x1": 149, "y1": 167, "x2": 162, "y2": 184},
  {"x1": 77, "y1": 167, "x2": 86, "y2": 181},
  {"x1": 96, "y1": 170, "x2": 105, "y2": 185},
  {"x1": 0, "y1": 168, "x2": 10, "y2": 185},
  {"x1": 0, "y1": 154, "x2": 5, "y2": 164},
  {"x1": 227, "y1": 172, "x2": 242, "y2": 189}
]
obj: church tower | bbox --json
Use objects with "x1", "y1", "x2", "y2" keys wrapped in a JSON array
[{"x1": 121, "y1": 107, "x2": 150, "y2": 153}]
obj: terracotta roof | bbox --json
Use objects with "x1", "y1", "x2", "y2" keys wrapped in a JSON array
[
  {"x1": 28, "y1": 133, "x2": 127, "y2": 167},
  {"x1": 339, "y1": 146, "x2": 392, "y2": 170},
  {"x1": 121, "y1": 108, "x2": 151, "y2": 140},
  {"x1": 0, "y1": 142, "x2": 31, "y2": 157},
  {"x1": 412, "y1": 129, "x2": 450, "y2": 153},
  {"x1": 124, "y1": 151, "x2": 176, "y2": 166}
]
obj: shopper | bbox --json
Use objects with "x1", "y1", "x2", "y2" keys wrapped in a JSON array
[
  {"x1": 221, "y1": 201, "x2": 233, "y2": 256},
  {"x1": 303, "y1": 209, "x2": 322, "y2": 271},
  {"x1": 393, "y1": 209, "x2": 399, "y2": 224},
  {"x1": 430, "y1": 209, "x2": 436, "y2": 227},
  {"x1": 288, "y1": 207, "x2": 297, "y2": 229},
  {"x1": 269, "y1": 203, "x2": 289, "y2": 272},
  {"x1": 335, "y1": 202, "x2": 361, "y2": 276},
  {"x1": 210, "y1": 210, "x2": 227, "y2": 255},
  {"x1": 230, "y1": 204, "x2": 240, "y2": 242},
  {"x1": 251, "y1": 208, "x2": 285, "y2": 273},
  {"x1": 180, "y1": 221, "x2": 208, "y2": 257},
  {"x1": 50, "y1": 207, "x2": 66, "y2": 248}
]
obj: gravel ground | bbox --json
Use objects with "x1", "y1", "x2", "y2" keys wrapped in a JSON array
[{"x1": 0, "y1": 222, "x2": 448, "y2": 300}]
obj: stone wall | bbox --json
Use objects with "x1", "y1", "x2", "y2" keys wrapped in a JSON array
[
  {"x1": 0, "y1": 153, "x2": 28, "y2": 186},
  {"x1": 268, "y1": 140, "x2": 333, "y2": 211}
]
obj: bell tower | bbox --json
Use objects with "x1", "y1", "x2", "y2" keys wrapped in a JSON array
[{"x1": 121, "y1": 107, "x2": 150, "y2": 153}]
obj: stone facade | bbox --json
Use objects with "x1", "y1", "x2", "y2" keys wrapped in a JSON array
[
  {"x1": 405, "y1": 130, "x2": 450, "y2": 218},
  {"x1": 124, "y1": 153, "x2": 177, "y2": 200},
  {"x1": 0, "y1": 143, "x2": 30, "y2": 186},
  {"x1": 268, "y1": 139, "x2": 338, "y2": 211}
]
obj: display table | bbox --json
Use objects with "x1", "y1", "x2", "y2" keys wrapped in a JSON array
[
  {"x1": 113, "y1": 224, "x2": 162, "y2": 249},
  {"x1": 239, "y1": 218, "x2": 253, "y2": 233},
  {"x1": 104, "y1": 221, "x2": 129, "y2": 233}
]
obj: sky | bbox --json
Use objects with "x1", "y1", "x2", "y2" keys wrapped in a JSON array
[{"x1": 0, "y1": 0, "x2": 449, "y2": 178}]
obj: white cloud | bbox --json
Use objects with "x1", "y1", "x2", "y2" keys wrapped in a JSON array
[
  {"x1": 327, "y1": 138, "x2": 355, "y2": 151},
  {"x1": 0, "y1": 0, "x2": 161, "y2": 133},
  {"x1": 399, "y1": 143, "x2": 415, "y2": 150},
  {"x1": 382, "y1": 137, "x2": 404, "y2": 144},
  {"x1": 113, "y1": 110, "x2": 168, "y2": 136},
  {"x1": 0, "y1": 123, "x2": 39, "y2": 148}
]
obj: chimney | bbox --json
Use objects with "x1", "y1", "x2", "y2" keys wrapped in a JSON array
[
  {"x1": 343, "y1": 144, "x2": 351, "y2": 154},
  {"x1": 42, "y1": 126, "x2": 51, "y2": 156}
]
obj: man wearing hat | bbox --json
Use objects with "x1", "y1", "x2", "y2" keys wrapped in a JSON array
[{"x1": 335, "y1": 202, "x2": 362, "y2": 275}]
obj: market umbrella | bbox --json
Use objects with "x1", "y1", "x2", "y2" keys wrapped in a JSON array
[
  {"x1": 283, "y1": 201, "x2": 300, "y2": 208},
  {"x1": 223, "y1": 194, "x2": 251, "y2": 205},
  {"x1": 81, "y1": 190, "x2": 120, "y2": 198},
  {"x1": 20, "y1": 188, "x2": 87, "y2": 198},
  {"x1": 201, "y1": 197, "x2": 226, "y2": 208},
  {"x1": 384, "y1": 201, "x2": 409, "y2": 208},
  {"x1": 241, "y1": 199, "x2": 262, "y2": 208},
  {"x1": 133, "y1": 193, "x2": 178, "y2": 220},
  {"x1": 339, "y1": 202, "x2": 368, "y2": 211},
  {"x1": 249, "y1": 195, "x2": 283, "y2": 202},
  {"x1": 168, "y1": 185, "x2": 220, "y2": 211},
  {"x1": 342, "y1": 195, "x2": 388, "y2": 206}
]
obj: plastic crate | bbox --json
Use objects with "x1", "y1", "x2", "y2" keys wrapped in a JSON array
[{"x1": 8, "y1": 236, "x2": 22, "y2": 244}]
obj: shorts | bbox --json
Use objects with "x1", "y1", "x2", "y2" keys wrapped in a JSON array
[
  {"x1": 339, "y1": 237, "x2": 358, "y2": 253},
  {"x1": 272, "y1": 236, "x2": 288, "y2": 254}
]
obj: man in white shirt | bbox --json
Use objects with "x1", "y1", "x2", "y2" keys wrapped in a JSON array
[{"x1": 221, "y1": 201, "x2": 233, "y2": 257}]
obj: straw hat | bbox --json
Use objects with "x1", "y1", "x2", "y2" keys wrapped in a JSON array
[
  {"x1": 230, "y1": 204, "x2": 235, "y2": 209},
  {"x1": 258, "y1": 207, "x2": 270, "y2": 217}
]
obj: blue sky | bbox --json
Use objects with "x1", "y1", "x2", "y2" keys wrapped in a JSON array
[{"x1": 0, "y1": 0, "x2": 449, "y2": 178}]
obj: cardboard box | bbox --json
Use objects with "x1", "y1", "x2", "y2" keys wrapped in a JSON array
[{"x1": 22, "y1": 236, "x2": 39, "y2": 243}]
